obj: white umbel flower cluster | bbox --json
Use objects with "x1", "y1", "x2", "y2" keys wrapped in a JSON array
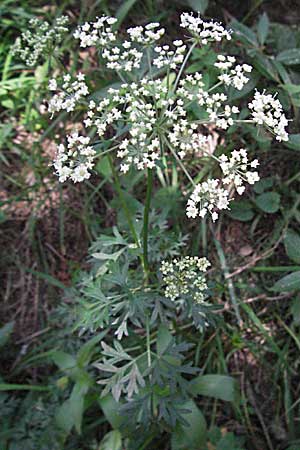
[
  {"x1": 127, "y1": 23, "x2": 165, "y2": 45},
  {"x1": 53, "y1": 133, "x2": 96, "y2": 183},
  {"x1": 153, "y1": 41, "x2": 186, "y2": 69},
  {"x1": 215, "y1": 55, "x2": 252, "y2": 90},
  {"x1": 12, "y1": 16, "x2": 68, "y2": 67},
  {"x1": 219, "y1": 148, "x2": 260, "y2": 195},
  {"x1": 48, "y1": 73, "x2": 89, "y2": 115},
  {"x1": 248, "y1": 90, "x2": 289, "y2": 141},
  {"x1": 180, "y1": 12, "x2": 232, "y2": 44},
  {"x1": 186, "y1": 179, "x2": 230, "y2": 221},
  {"x1": 73, "y1": 16, "x2": 117, "y2": 48},
  {"x1": 161, "y1": 256, "x2": 211, "y2": 303}
]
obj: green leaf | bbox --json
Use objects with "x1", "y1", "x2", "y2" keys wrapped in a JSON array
[
  {"x1": 0, "y1": 322, "x2": 14, "y2": 347},
  {"x1": 281, "y1": 83, "x2": 300, "y2": 95},
  {"x1": 157, "y1": 324, "x2": 172, "y2": 355},
  {"x1": 277, "y1": 49, "x2": 300, "y2": 65},
  {"x1": 255, "y1": 192, "x2": 281, "y2": 213},
  {"x1": 96, "y1": 155, "x2": 112, "y2": 178},
  {"x1": 228, "y1": 201, "x2": 254, "y2": 222},
  {"x1": 230, "y1": 20, "x2": 258, "y2": 47},
  {"x1": 284, "y1": 134, "x2": 300, "y2": 150},
  {"x1": 284, "y1": 229, "x2": 300, "y2": 264},
  {"x1": 187, "y1": 0, "x2": 209, "y2": 14},
  {"x1": 116, "y1": 0, "x2": 138, "y2": 26},
  {"x1": 189, "y1": 374, "x2": 238, "y2": 402},
  {"x1": 171, "y1": 399, "x2": 207, "y2": 450},
  {"x1": 0, "y1": 383, "x2": 49, "y2": 392},
  {"x1": 257, "y1": 13, "x2": 269, "y2": 45},
  {"x1": 99, "y1": 430, "x2": 122, "y2": 450},
  {"x1": 253, "y1": 177, "x2": 274, "y2": 194},
  {"x1": 99, "y1": 394, "x2": 123, "y2": 429},
  {"x1": 291, "y1": 295, "x2": 300, "y2": 325},
  {"x1": 271, "y1": 271, "x2": 300, "y2": 292},
  {"x1": 52, "y1": 351, "x2": 76, "y2": 371},
  {"x1": 56, "y1": 381, "x2": 89, "y2": 434}
]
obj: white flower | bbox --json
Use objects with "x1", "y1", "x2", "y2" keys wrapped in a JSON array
[
  {"x1": 180, "y1": 13, "x2": 232, "y2": 45},
  {"x1": 74, "y1": 16, "x2": 117, "y2": 48},
  {"x1": 48, "y1": 73, "x2": 89, "y2": 115},
  {"x1": 219, "y1": 148, "x2": 260, "y2": 194},
  {"x1": 215, "y1": 55, "x2": 252, "y2": 90},
  {"x1": 248, "y1": 90, "x2": 289, "y2": 141},
  {"x1": 127, "y1": 23, "x2": 165, "y2": 45},
  {"x1": 186, "y1": 179, "x2": 230, "y2": 221},
  {"x1": 53, "y1": 133, "x2": 96, "y2": 183}
]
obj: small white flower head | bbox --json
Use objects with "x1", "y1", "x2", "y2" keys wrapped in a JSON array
[
  {"x1": 219, "y1": 148, "x2": 259, "y2": 195},
  {"x1": 12, "y1": 16, "x2": 69, "y2": 67},
  {"x1": 180, "y1": 12, "x2": 232, "y2": 45},
  {"x1": 74, "y1": 16, "x2": 117, "y2": 48},
  {"x1": 161, "y1": 256, "x2": 211, "y2": 303},
  {"x1": 215, "y1": 55, "x2": 252, "y2": 90},
  {"x1": 153, "y1": 42, "x2": 186, "y2": 70},
  {"x1": 48, "y1": 73, "x2": 89, "y2": 115},
  {"x1": 127, "y1": 22, "x2": 165, "y2": 45},
  {"x1": 53, "y1": 133, "x2": 96, "y2": 183},
  {"x1": 186, "y1": 179, "x2": 230, "y2": 221},
  {"x1": 248, "y1": 90, "x2": 289, "y2": 141},
  {"x1": 102, "y1": 44, "x2": 143, "y2": 72}
]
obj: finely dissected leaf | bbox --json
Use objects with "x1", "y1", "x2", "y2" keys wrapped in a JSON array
[
  {"x1": 0, "y1": 321, "x2": 14, "y2": 347},
  {"x1": 99, "y1": 430, "x2": 122, "y2": 450},
  {"x1": 271, "y1": 271, "x2": 300, "y2": 292},
  {"x1": 257, "y1": 12, "x2": 269, "y2": 45},
  {"x1": 284, "y1": 229, "x2": 300, "y2": 264},
  {"x1": 187, "y1": 0, "x2": 209, "y2": 14},
  {"x1": 189, "y1": 374, "x2": 238, "y2": 402},
  {"x1": 255, "y1": 192, "x2": 281, "y2": 213},
  {"x1": 277, "y1": 48, "x2": 300, "y2": 65},
  {"x1": 171, "y1": 399, "x2": 207, "y2": 450}
]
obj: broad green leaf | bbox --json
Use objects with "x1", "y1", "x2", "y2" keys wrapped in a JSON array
[
  {"x1": 284, "y1": 229, "x2": 300, "y2": 264},
  {"x1": 284, "y1": 134, "x2": 300, "y2": 150},
  {"x1": 230, "y1": 20, "x2": 258, "y2": 47},
  {"x1": 189, "y1": 374, "x2": 238, "y2": 402},
  {"x1": 77, "y1": 331, "x2": 107, "y2": 368},
  {"x1": 253, "y1": 177, "x2": 274, "y2": 194},
  {"x1": 96, "y1": 155, "x2": 112, "y2": 178},
  {"x1": 52, "y1": 351, "x2": 76, "y2": 371},
  {"x1": 56, "y1": 381, "x2": 89, "y2": 434},
  {"x1": 257, "y1": 12, "x2": 269, "y2": 45},
  {"x1": 272, "y1": 271, "x2": 300, "y2": 292},
  {"x1": 277, "y1": 49, "x2": 300, "y2": 65},
  {"x1": 281, "y1": 84, "x2": 300, "y2": 95},
  {"x1": 0, "y1": 322, "x2": 14, "y2": 347},
  {"x1": 171, "y1": 399, "x2": 207, "y2": 450},
  {"x1": 255, "y1": 192, "x2": 281, "y2": 213},
  {"x1": 187, "y1": 0, "x2": 209, "y2": 14},
  {"x1": 291, "y1": 295, "x2": 300, "y2": 325},
  {"x1": 116, "y1": 0, "x2": 138, "y2": 26},
  {"x1": 99, "y1": 394, "x2": 123, "y2": 429},
  {"x1": 251, "y1": 54, "x2": 278, "y2": 81},
  {"x1": 157, "y1": 324, "x2": 172, "y2": 355},
  {"x1": 99, "y1": 430, "x2": 122, "y2": 450},
  {"x1": 228, "y1": 200, "x2": 254, "y2": 222}
]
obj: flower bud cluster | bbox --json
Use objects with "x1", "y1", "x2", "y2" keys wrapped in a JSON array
[
  {"x1": 53, "y1": 133, "x2": 96, "y2": 183},
  {"x1": 248, "y1": 90, "x2": 289, "y2": 141},
  {"x1": 219, "y1": 148, "x2": 260, "y2": 195},
  {"x1": 180, "y1": 13, "x2": 232, "y2": 44},
  {"x1": 12, "y1": 16, "x2": 68, "y2": 67},
  {"x1": 48, "y1": 73, "x2": 89, "y2": 115},
  {"x1": 161, "y1": 256, "x2": 211, "y2": 303},
  {"x1": 215, "y1": 55, "x2": 252, "y2": 90}
]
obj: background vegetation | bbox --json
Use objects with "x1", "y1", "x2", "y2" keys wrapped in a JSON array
[{"x1": 1, "y1": 1, "x2": 300, "y2": 449}]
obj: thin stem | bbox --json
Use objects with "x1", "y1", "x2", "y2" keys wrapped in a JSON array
[
  {"x1": 173, "y1": 42, "x2": 196, "y2": 92},
  {"x1": 108, "y1": 155, "x2": 140, "y2": 249},
  {"x1": 164, "y1": 137, "x2": 195, "y2": 186},
  {"x1": 142, "y1": 168, "x2": 154, "y2": 281},
  {"x1": 146, "y1": 316, "x2": 151, "y2": 368}
]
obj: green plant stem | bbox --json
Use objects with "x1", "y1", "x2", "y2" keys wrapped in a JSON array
[
  {"x1": 146, "y1": 316, "x2": 151, "y2": 368},
  {"x1": 173, "y1": 42, "x2": 196, "y2": 92},
  {"x1": 108, "y1": 155, "x2": 140, "y2": 248},
  {"x1": 142, "y1": 169, "x2": 154, "y2": 281}
]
